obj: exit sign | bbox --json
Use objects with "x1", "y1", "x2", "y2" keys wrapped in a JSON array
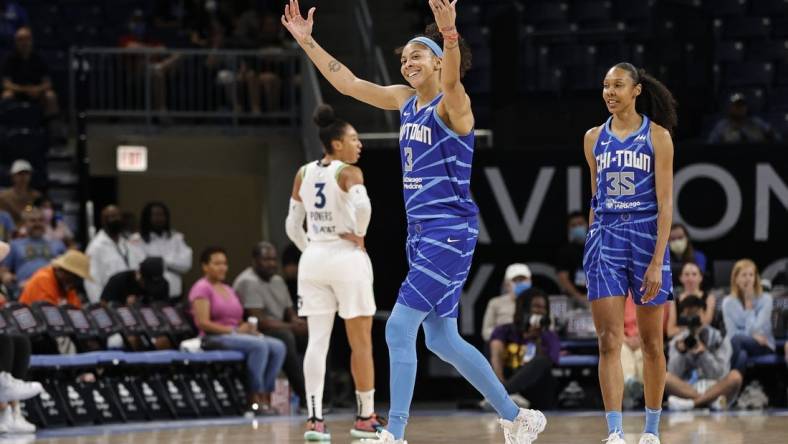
[{"x1": 117, "y1": 145, "x2": 148, "y2": 172}]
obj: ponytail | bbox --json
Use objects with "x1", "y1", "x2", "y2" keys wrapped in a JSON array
[{"x1": 613, "y1": 62, "x2": 678, "y2": 135}]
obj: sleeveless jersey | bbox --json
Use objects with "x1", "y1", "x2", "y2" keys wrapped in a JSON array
[
  {"x1": 298, "y1": 160, "x2": 357, "y2": 242},
  {"x1": 591, "y1": 114, "x2": 658, "y2": 215},
  {"x1": 398, "y1": 93, "x2": 478, "y2": 224}
]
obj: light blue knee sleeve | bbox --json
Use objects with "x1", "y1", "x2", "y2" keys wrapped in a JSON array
[
  {"x1": 385, "y1": 303, "x2": 429, "y2": 440},
  {"x1": 422, "y1": 313, "x2": 519, "y2": 422}
]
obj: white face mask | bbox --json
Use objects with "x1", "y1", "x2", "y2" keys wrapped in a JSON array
[{"x1": 670, "y1": 238, "x2": 688, "y2": 255}]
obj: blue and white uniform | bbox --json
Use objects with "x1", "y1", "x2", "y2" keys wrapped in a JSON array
[
  {"x1": 397, "y1": 93, "x2": 478, "y2": 318},
  {"x1": 583, "y1": 114, "x2": 673, "y2": 305}
]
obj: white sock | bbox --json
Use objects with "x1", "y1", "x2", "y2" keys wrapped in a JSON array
[
  {"x1": 303, "y1": 313, "x2": 335, "y2": 420},
  {"x1": 356, "y1": 389, "x2": 375, "y2": 418}
]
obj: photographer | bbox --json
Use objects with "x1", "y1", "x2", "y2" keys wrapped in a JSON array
[
  {"x1": 665, "y1": 295, "x2": 742, "y2": 411},
  {"x1": 488, "y1": 288, "x2": 560, "y2": 410}
]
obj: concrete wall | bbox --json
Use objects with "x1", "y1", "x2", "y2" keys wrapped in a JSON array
[{"x1": 87, "y1": 127, "x2": 304, "y2": 290}]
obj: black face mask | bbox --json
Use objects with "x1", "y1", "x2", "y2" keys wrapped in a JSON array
[{"x1": 105, "y1": 219, "x2": 125, "y2": 236}]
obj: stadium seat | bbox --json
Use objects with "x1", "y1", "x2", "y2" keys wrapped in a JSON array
[
  {"x1": 572, "y1": 1, "x2": 613, "y2": 23},
  {"x1": 767, "y1": 88, "x2": 788, "y2": 111},
  {"x1": 723, "y1": 62, "x2": 774, "y2": 88},
  {"x1": 614, "y1": 0, "x2": 653, "y2": 21},
  {"x1": 715, "y1": 40, "x2": 746, "y2": 63},
  {"x1": 752, "y1": 0, "x2": 788, "y2": 15},
  {"x1": 523, "y1": 1, "x2": 569, "y2": 25},
  {"x1": 720, "y1": 16, "x2": 773, "y2": 40},
  {"x1": 706, "y1": 0, "x2": 751, "y2": 17}
]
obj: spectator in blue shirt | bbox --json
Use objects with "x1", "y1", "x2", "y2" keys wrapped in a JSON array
[
  {"x1": 0, "y1": 1, "x2": 28, "y2": 43},
  {"x1": 0, "y1": 210, "x2": 14, "y2": 242},
  {"x1": 707, "y1": 93, "x2": 781, "y2": 144},
  {"x1": 1, "y1": 207, "x2": 66, "y2": 289},
  {"x1": 722, "y1": 259, "x2": 774, "y2": 374}
]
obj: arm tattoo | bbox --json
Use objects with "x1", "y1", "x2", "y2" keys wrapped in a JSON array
[
  {"x1": 445, "y1": 41, "x2": 459, "y2": 49},
  {"x1": 303, "y1": 37, "x2": 316, "y2": 49},
  {"x1": 328, "y1": 60, "x2": 342, "y2": 72}
]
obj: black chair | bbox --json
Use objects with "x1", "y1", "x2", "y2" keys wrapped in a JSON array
[{"x1": 0, "y1": 306, "x2": 20, "y2": 334}]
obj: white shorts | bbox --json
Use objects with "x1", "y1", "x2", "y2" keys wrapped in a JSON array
[{"x1": 297, "y1": 239, "x2": 376, "y2": 319}]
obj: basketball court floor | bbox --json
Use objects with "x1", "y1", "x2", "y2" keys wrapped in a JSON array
[{"x1": 24, "y1": 408, "x2": 788, "y2": 444}]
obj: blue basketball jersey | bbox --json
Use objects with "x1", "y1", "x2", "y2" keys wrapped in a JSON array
[
  {"x1": 398, "y1": 94, "x2": 478, "y2": 224},
  {"x1": 591, "y1": 115, "x2": 658, "y2": 215}
]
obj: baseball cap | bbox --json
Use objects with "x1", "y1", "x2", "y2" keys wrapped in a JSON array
[
  {"x1": 10, "y1": 159, "x2": 33, "y2": 175},
  {"x1": 505, "y1": 263, "x2": 532, "y2": 281}
]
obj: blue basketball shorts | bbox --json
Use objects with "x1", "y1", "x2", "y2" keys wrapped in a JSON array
[
  {"x1": 583, "y1": 212, "x2": 673, "y2": 305},
  {"x1": 396, "y1": 217, "x2": 479, "y2": 318}
]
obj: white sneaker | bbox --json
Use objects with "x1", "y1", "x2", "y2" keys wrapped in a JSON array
[
  {"x1": 639, "y1": 433, "x2": 660, "y2": 444},
  {"x1": 603, "y1": 432, "x2": 626, "y2": 444},
  {"x1": 7, "y1": 405, "x2": 35, "y2": 434},
  {"x1": 367, "y1": 429, "x2": 407, "y2": 444},
  {"x1": 0, "y1": 407, "x2": 12, "y2": 434},
  {"x1": 0, "y1": 373, "x2": 43, "y2": 403},
  {"x1": 499, "y1": 408, "x2": 546, "y2": 444},
  {"x1": 667, "y1": 395, "x2": 694, "y2": 412}
]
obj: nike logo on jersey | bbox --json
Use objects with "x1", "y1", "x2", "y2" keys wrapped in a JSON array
[
  {"x1": 447, "y1": 238, "x2": 460, "y2": 243},
  {"x1": 600, "y1": 140, "x2": 612, "y2": 146},
  {"x1": 403, "y1": 112, "x2": 411, "y2": 116}
]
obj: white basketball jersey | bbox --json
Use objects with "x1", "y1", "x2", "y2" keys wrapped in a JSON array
[{"x1": 298, "y1": 160, "x2": 356, "y2": 242}]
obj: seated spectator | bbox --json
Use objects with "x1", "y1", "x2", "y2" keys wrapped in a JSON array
[
  {"x1": 84, "y1": 205, "x2": 145, "y2": 303},
  {"x1": 137, "y1": 202, "x2": 192, "y2": 300},
  {"x1": 0, "y1": 333, "x2": 42, "y2": 434},
  {"x1": 1, "y1": 207, "x2": 66, "y2": 288},
  {"x1": 722, "y1": 259, "x2": 775, "y2": 374},
  {"x1": 481, "y1": 263, "x2": 532, "y2": 342},
  {"x1": 0, "y1": 1, "x2": 28, "y2": 43},
  {"x1": 234, "y1": 11, "x2": 285, "y2": 113},
  {"x1": 666, "y1": 262, "x2": 716, "y2": 339},
  {"x1": 0, "y1": 160, "x2": 41, "y2": 225},
  {"x1": 18, "y1": 250, "x2": 90, "y2": 308},
  {"x1": 556, "y1": 211, "x2": 589, "y2": 308},
  {"x1": 621, "y1": 296, "x2": 644, "y2": 410},
  {"x1": 33, "y1": 196, "x2": 74, "y2": 247},
  {"x1": 488, "y1": 288, "x2": 559, "y2": 410},
  {"x1": 1, "y1": 27, "x2": 59, "y2": 118},
  {"x1": 0, "y1": 208, "x2": 13, "y2": 242},
  {"x1": 189, "y1": 246, "x2": 286, "y2": 415},
  {"x1": 707, "y1": 93, "x2": 782, "y2": 144},
  {"x1": 669, "y1": 224, "x2": 707, "y2": 288},
  {"x1": 234, "y1": 241, "x2": 307, "y2": 407},
  {"x1": 101, "y1": 257, "x2": 169, "y2": 306},
  {"x1": 665, "y1": 295, "x2": 742, "y2": 411}
]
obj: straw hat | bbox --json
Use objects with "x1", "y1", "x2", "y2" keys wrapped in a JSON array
[{"x1": 52, "y1": 250, "x2": 93, "y2": 281}]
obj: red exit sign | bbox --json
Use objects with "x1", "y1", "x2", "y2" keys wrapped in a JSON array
[{"x1": 117, "y1": 146, "x2": 148, "y2": 172}]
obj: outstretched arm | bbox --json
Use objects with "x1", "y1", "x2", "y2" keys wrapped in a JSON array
[
  {"x1": 432, "y1": 0, "x2": 473, "y2": 135},
  {"x1": 282, "y1": 0, "x2": 412, "y2": 110},
  {"x1": 285, "y1": 168, "x2": 308, "y2": 252}
]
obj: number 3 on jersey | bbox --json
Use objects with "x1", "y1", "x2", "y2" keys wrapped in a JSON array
[
  {"x1": 314, "y1": 182, "x2": 327, "y2": 208},
  {"x1": 404, "y1": 147, "x2": 414, "y2": 172}
]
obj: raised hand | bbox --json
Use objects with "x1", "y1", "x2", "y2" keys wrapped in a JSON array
[
  {"x1": 281, "y1": 0, "x2": 316, "y2": 46},
  {"x1": 428, "y1": 0, "x2": 458, "y2": 34}
]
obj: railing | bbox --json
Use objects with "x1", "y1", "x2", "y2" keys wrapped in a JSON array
[
  {"x1": 69, "y1": 47, "x2": 301, "y2": 127},
  {"x1": 354, "y1": 0, "x2": 397, "y2": 131}
]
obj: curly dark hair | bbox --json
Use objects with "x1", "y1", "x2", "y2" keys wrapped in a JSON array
[{"x1": 396, "y1": 22, "x2": 473, "y2": 79}]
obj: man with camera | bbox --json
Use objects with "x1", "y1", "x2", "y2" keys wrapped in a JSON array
[
  {"x1": 488, "y1": 288, "x2": 561, "y2": 410},
  {"x1": 665, "y1": 295, "x2": 742, "y2": 411}
]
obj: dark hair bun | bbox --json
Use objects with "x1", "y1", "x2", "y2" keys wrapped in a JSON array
[{"x1": 313, "y1": 104, "x2": 337, "y2": 128}]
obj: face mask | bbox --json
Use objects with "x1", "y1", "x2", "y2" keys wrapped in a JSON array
[
  {"x1": 106, "y1": 219, "x2": 125, "y2": 236},
  {"x1": 513, "y1": 281, "x2": 532, "y2": 296},
  {"x1": 569, "y1": 226, "x2": 587, "y2": 243},
  {"x1": 670, "y1": 238, "x2": 688, "y2": 255},
  {"x1": 42, "y1": 208, "x2": 54, "y2": 222}
]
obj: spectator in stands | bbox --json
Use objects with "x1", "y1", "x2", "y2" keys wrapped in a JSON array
[
  {"x1": 481, "y1": 263, "x2": 532, "y2": 342},
  {"x1": 0, "y1": 160, "x2": 41, "y2": 225},
  {"x1": 19, "y1": 250, "x2": 91, "y2": 308},
  {"x1": 666, "y1": 262, "x2": 716, "y2": 339},
  {"x1": 84, "y1": 205, "x2": 145, "y2": 303},
  {"x1": 722, "y1": 259, "x2": 775, "y2": 374},
  {"x1": 488, "y1": 288, "x2": 559, "y2": 410},
  {"x1": 281, "y1": 243, "x2": 300, "y2": 307},
  {"x1": 137, "y1": 201, "x2": 193, "y2": 300},
  {"x1": 556, "y1": 211, "x2": 589, "y2": 308},
  {"x1": 665, "y1": 295, "x2": 742, "y2": 411},
  {"x1": 0, "y1": 1, "x2": 28, "y2": 43},
  {"x1": 707, "y1": 93, "x2": 781, "y2": 144},
  {"x1": 0, "y1": 241, "x2": 8, "y2": 304},
  {"x1": 1, "y1": 207, "x2": 66, "y2": 289},
  {"x1": 234, "y1": 241, "x2": 307, "y2": 407},
  {"x1": 1, "y1": 27, "x2": 59, "y2": 119},
  {"x1": 189, "y1": 246, "x2": 287, "y2": 415},
  {"x1": 669, "y1": 223, "x2": 707, "y2": 287},
  {"x1": 118, "y1": 9, "x2": 180, "y2": 117},
  {"x1": 32, "y1": 196, "x2": 74, "y2": 247},
  {"x1": 234, "y1": 11, "x2": 285, "y2": 113},
  {"x1": 0, "y1": 333, "x2": 41, "y2": 434},
  {"x1": 101, "y1": 257, "x2": 169, "y2": 306},
  {"x1": 0, "y1": 208, "x2": 13, "y2": 242},
  {"x1": 621, "y1": 296, "x2": 644, "y2": 410}
]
